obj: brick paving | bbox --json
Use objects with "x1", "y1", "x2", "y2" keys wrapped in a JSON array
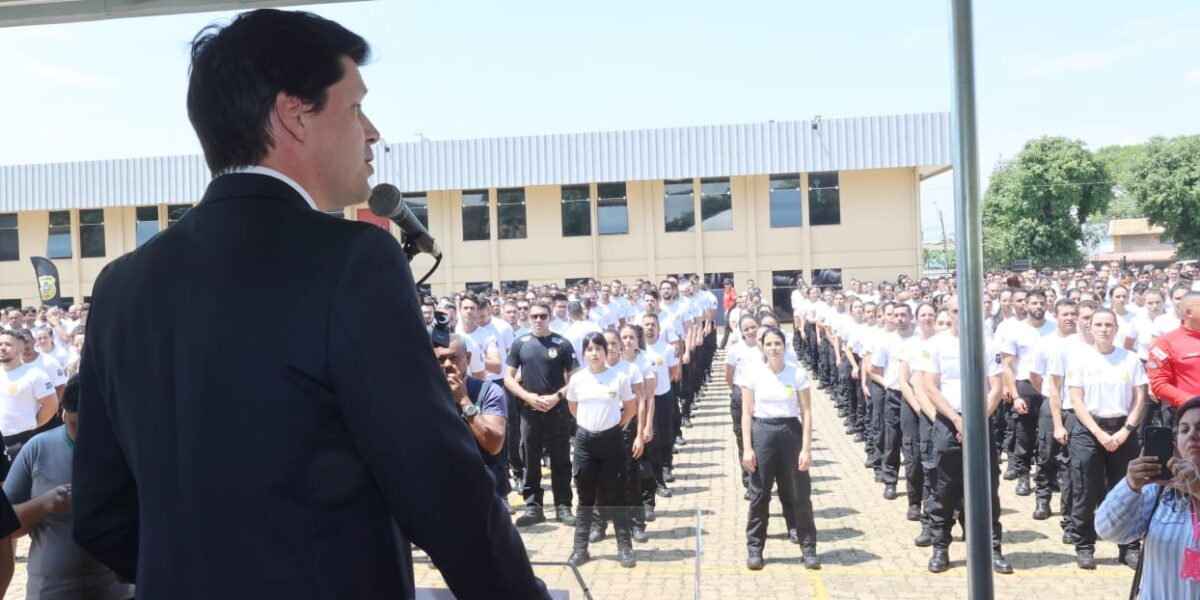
[{"x1": 4, "y1": 351, "x2": 1136, "y2": 599}]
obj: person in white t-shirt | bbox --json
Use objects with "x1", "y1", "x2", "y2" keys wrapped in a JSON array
[
  {"x1": 919, "y1": 295, "x2": 1011, "y2": 574},
  {"x1": 32, "y1": 328, "x2": 70, "y2": 377},
  {"x1": 563, "y1": 302, "x2": 603, "y2": 369},
  {"x1": 1029, "y1": 298, "x2": 1080, "y2": 537},
  {"x1": 0, "y1": 330, "x2": 58, "y2": 468},
  {"x1": 1132, "y1": 289, "x2": 1166, "y2": 361},
  {"x1": 455, "y1": 294, "x2": 499, "y2": 380},
  {"x1": 641, "y1": 313, "x2": 680, "y2": 499},
  {"x1": 18, "y1": 330, "x2": 65, "y2": 402},
  {"x1": 725, "y1": 315, "x2": 763, "y2": 495},
  {"x1": 565, "y1": 332, "x2": 637, "y2": 569},
  {"x1": 741, "y1": 326, "x2": 818, "y2": 571},
  {"x1": 1066, "y1": 308, "x2": 1148, "y2": 570}
]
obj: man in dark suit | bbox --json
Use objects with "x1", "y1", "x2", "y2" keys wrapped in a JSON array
[{"x1": 72, "y1": 9, "x2": 547, "y2": 599}]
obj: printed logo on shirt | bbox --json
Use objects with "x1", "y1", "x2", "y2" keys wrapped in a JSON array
[
  {"x1": 520, "y1": 335, "x2": 531, "y2": 342},
  {"x1": 6, "y1": 384, "x2": 14, "y2": 394},
  {"x1": 608, "y1": 383, "x2": 619, "y2": 398},
  {"x1": 1148, "y1": 360, "x2": 1159, "y2": 369},
  {"x1": 1151, "y1": 346, "x2": 1169, "y2": 361},
  {"x1": 655, "y1": 356, "x2": 664, "y2": 366},
  {"x1": 548, "y1": 348, "x2": 558, "y2": 359},
  {"x1": 785, "y1": 385, "x2": 795, "y2": 397}
]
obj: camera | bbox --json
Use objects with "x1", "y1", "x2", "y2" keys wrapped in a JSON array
[{"x1": 430, "y1": 310, "x2": 452, "y2": 348}]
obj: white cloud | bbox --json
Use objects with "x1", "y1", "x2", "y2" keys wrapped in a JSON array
[{"x1": 1186, "y1": 68, "x2": 1200, "y2": 82}]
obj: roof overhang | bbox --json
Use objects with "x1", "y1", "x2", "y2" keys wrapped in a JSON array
[{"x1": 0, "y1": 0, "x2": 364, "y2": 28}]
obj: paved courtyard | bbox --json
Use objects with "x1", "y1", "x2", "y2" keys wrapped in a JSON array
[{"x1": 3, "y1": 351, "x2": 1136, "y2": 599}]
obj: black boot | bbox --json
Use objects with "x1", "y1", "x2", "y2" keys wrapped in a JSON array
[
  {"x1": 993, "y1": 550, "x2": 1013, "y2": 574},
  {"x1": 569, "y1": 507, "x2": 592, "y2": 566},
  {"x1": 914, "y1": 526, "x2": 932, "y2": 547},
  {"x1": 1014, "y1": 474, "x2": 1032, "y2": 497},
  {"x1": 928, "y1": 547, "x2": 950, "y2": 573},
  {"x1": 1032, "y1": 499, "x2": 1050, "y2": 520},
  {"x1": 616, "y1": 526, "x2": 636, "y2": 568},
  {"x1": 802, "y1": 545, "x2": 821, "y2": 570},
  {"x1": 747, "y1": 548, "x2": 764, "y2": 570}
]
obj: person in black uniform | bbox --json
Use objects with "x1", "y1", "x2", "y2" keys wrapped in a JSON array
[
  {"x1": 504, "y1": 302, "x2": 579, "y2": 528},
  {"x1": 742, "y1": 326, "x2": 819, "y2": 570}
]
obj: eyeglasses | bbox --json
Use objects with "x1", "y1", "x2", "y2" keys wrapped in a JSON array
[{"x1": 530, "y1": 314, "x2": 549, "y2": 320}]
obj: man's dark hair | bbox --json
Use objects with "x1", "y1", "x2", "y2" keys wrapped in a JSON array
[
  {"x1": 643, "y1": 289, "x2": 660, "y2": 301},
  {"x1": 551, "y1": 293, "x2": 569, "y2": 304},
  {"x1": 62, "y1": 374, "x2": 80, "y2": 413},
  {"x1": 1, "y1": 328, "x2": 27, "y2": 343},
  {"x1": 459, "y1": 292, "x2": 479, "y2": 309},
  {"x1": 187, "y1": 9, "x2": 370, "y2": 174}
]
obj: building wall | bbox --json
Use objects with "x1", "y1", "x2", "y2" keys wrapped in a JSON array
[
  {"x1": 1115, "y1": 233, "x2": 1172, "y2": 253},
  {"x1": 0, "y1": 167, "x2": 922, "y2": 307}
]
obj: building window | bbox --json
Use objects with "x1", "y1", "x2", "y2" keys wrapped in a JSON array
[
  {"x1": 565, "y1": 277, "x2": 590, "y2": 290},
  {"x1": 812, "y1": 268, "x2": 843, "y2": 288},
  {"x1": 167, "y1": 204, "x2": 192, "y2": 226},
  {"x1": 808, "y1": 172, "x2": 841, "y2": 226},
  {"x1": 664, "y1": 179, "x2": 695, "y2": 232},
  {"x1": 465, "y1": 281, "x2": 493, "y2": 294},
  {"x1": 0, "y1": 214, "x2": 17, "y2": 261},
  {"x1": 135, "y1": 206, "x2": 159, "y2": 247},
  {"x1": 79, "y1": 209, "x2": 106, "y2": 258},
  {"x1": 560, "y1": 185, "x2": 591, "y2": 237},
  {"x1": 501, "y1": 280, "x2": 529, "y2": 294},
  {"x1": 597, "y1": 182, "x2": 628, "y2": 235},
  {"x1": 404, "y1": 193, "x2": 428, "y2": 229},
  {"x1": 700, "y1": 178, "x2": 732, "y2": 231},
  {"x1": 47, "y1": 211, "x2": 72, "y2": 259},
  {"x1": 461, "y1": 190, "x2": 490, "y2": 241},
  {"x1": 769, "y1": 174, "x2": 803, "y2": 228},
  {"x1": 771, "y1": 270, "x2": 806, "y2": 322},
  {"x1": 497, "y1": 188, "x2": 526, "y2": 240}
]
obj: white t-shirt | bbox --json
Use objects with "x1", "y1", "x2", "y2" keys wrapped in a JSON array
[
  {"x1": 488, "y1": 318, "x2": 515, "y2": 355},
  {"x1": 747, "y1": 362, "x2": 809, "y2": 419},
  {"x1": 725, "y1": 341, "x2": 764, "y2": 388},
  {"x1": 999, "y1": 319, "x2": 1057, "y2": 381},
  {"x1": 1153, "y1": 313, "x2": 1181, "y2": 338},
  {"x1": 0, "y1": 363, "x2": 55, "y2": 436},
  {"x1": 921, "y1": 331, "x2": 963, "y2": 413},
  {"x1": 791, "y1": 290, "x2": 805, "y2": 315},
  {"x1": 1066, "y1": 346, "x2": 1148, "y2": 417},
  {"x1": 1032, "y1": 333, "x2": 1072, "y2": 399},
  {"x1": 646, "y1": 339, "x2": 680, "y2": 396},
  {"x1": 1114, "y1": 310, "x2": 1139, "y2": 348},
  {"x1": 40, "y1": 344, "x2": 71, "y2": 372},
  {"x1": 567, "y1": 366, "x2": 635, "y2": 432},
  {"x1": 635, "y1": 310, "x2": 682, "y2": 344},
  {"x1": 563, "y1": 320, "x2": 604, "y2": 368},
  {"x1": 902, "y1": 335, "x2": 933, "y2": 385},
  {"x1": 25, "y1": 354, "x2": 66, "y2": 388},
  {"x1": 872, "y1": 331, "x2": 917, "y2": 390},
  {"x1": 458, "y1": 334, "x2": 487, "y2": 376},
  {"x1": 457, "y1": 324, "x2": 502, "y2": 379},
  {"x1": 549, "y1": 318, "x2": 571, "y2": 335},
  {"x1": 1133, "y1": 313, "x2": 1160, "y2": 360},
  {"x1": 613, "y1": 358, "x2": 645, "y2": 388}
]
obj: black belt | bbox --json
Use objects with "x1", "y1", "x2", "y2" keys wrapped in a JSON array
[
  {"x1": 577, "y1": 423, "x2": 622, "y2": 437},
  {"x1": 753, "y1": 416, "x2": 800, "y2": 425},
  {"x1": 1090, "y1": 415, "x2": 1127, "y2": 429}
]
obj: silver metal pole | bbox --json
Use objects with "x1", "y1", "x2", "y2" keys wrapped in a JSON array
[{"x1": 948, "y1": 0, "x2": 995, "y2": 598}]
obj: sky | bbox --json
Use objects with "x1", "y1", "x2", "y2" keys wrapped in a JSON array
[{"x1": 2, "y1": 0, "x2": 1198, "y2": 240}]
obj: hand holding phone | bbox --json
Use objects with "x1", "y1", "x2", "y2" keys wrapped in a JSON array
[{"x1": 1143, "y1": 426, "x2": 1174, "y2": 480}]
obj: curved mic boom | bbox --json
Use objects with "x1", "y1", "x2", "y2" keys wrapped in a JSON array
[{"x1": 368, "y1": 183, "x2": 442, "y2": 259}]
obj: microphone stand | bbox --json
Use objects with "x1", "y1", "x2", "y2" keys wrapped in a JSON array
[{"x1": 403, "y1": 232, "x2": 442, "y2": 287}]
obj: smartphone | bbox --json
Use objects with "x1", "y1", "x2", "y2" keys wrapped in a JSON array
[{"x1": 1143, "y1": 426, "x2": 1173, "y2": 480}]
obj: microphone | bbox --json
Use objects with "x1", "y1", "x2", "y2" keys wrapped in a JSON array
[{"x1": 369, "y1": 183, "x2": 442, "y2": 259}]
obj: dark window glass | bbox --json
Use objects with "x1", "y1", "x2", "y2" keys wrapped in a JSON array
[
  {"x1": 167, "y1": 204, "x2": 192, "y2": 226},
  {"x1": 135, "y1": 206, "x2": 159, "y2": 247},
  {"x1": 47, "y1": 211, "x2": 72, "y2": 259},
  {"x1": 0, "y1": 214, "x2": 17, "y2": 261},
  {"x1": 466, "y1": 281, "x2": 493, "y2": 294},
  {"x1": 700, "y1": 178, "x2": 732, "y2": 231},
  {"x1": 497, "y1": 188, "x2": 526, "y2": 240},
  {"x1": 79, "y1": 209, "x2": 106, "y2": 258},
  {"x1": 561, "y1": 185, "x2": 591, "y2": 237},
  {"x1": 565, "y1": 277, "x2": 590, "y2": 290},
  {"x1": 809, "y1": 172, "x2": 841, "y2": 226},
  {"x1": 812, "y1": 268, "x2": 843, "y2": 288},
  {"x1": 769, "y1": 175, "x2": 803, "y2": 228},
  {"x1": 664, "y1": 179, "x2": 695, "y2": 232},
  {"x1": 462, "y1": 190, "x2": 490, "y2": 241},
  {"x1": 501, "y1": 280, "x2": 529, "y2": 294},
  {"x1": 404, "y1": 193, "x2": 428, "y2": 229},
  {"x1": 771, "y1": 270, "x2": 806, "y2": 322},
  {"x1": 597, "y1": 182, "x2": 628, "y2": 235}
]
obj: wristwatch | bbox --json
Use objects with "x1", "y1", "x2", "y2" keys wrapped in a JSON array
[
  {"x1": 462, "y1": 403, "x2": 480, "y2": 422},
  {"x1": 1123, "y1": 423, "x2": 1137, "y2": 433},
  {"x1": 557, "y1": 391, "x2": 566, "y2": 402}
]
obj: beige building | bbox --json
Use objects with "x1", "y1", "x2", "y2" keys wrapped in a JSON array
[
  {"x1": 1091, "y1": 218, "x2": 1176, "y2": 265},
  {"x1": 0, "y1": 113, "x2": 950, "y2": 313}
]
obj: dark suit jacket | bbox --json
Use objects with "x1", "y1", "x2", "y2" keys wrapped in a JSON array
[{"x1": 73, "y1": 173, "x2": 547, "y2": 599}]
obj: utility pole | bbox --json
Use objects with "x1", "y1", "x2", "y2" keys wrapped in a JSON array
[{"x1": 936, "y1": 203, "x2": 951, "y2": 270}]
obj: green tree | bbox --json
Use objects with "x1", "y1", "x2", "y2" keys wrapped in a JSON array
[
  {"x1": 1127, "y1": 134, "x2": 1200, "y2": 255},
  {"x1": 1093, "y1": 143, "x2": 1149, "y2": 221},
  {"x1": 982, "y1": 137, "x2": 1113, "y2": 267}
]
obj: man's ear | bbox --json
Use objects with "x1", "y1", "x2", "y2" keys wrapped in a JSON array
[{"x1": 271, "y1": 91, "x2": 309, "y2": 144}]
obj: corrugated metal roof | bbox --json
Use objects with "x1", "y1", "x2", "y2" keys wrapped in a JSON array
[{"x1": 0, "y1": 112, "x2": 951, "y2": 212}]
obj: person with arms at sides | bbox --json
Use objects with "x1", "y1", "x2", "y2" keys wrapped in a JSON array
[
  {"x1": 641, "y1": 314, "x2": 681, "y2": 500},
  {"x1": 1031, "y1": 300, "x2": 1079, "y2": 540},
  {"x1": 72, "y1": 10, "x2": 547, "y2": 598},
  {"x1": 871, "y1": 304, "x2": 918, "y2": 501},
  {"x1": 1000, "y1": 288, "x2": 1057, "y2": 499},
  {"x1": 19, "y1": 330, "x2": 66, "y2": 404},
  {"x1": 433, "y1": 334, "x2": 509, "y2": 511},
  {"x1": 1097, "y1": 395, "x2": 1200, "y2": 598},
  {"x1": 864, "y1": 302, "x2": 895, "y2": 479},
  {"x1": 725, "y1": 315, "x2": 763, "y2": 498},
  {"x1": 456, "y1": 293, "x2": 503, "y2": 380},
  {"x1": 505, "y1": 303, "x2": 578, "y2": 529},
  {"x1": 902, "y1": 303, "x2": 941, "y2": 546},
  {"x1": 5, "y1": 375, "x2": 133, "y2": 599},
  {"x1": 1068, "y1": 309, "x2": 1148, "y2": 570},
  {"x1": 742, "y1": 327, "x2": 818, "y2": 571},
  {"x1": 0, "y1": 330, "x2": 58, "y2": 469},
  {"x1": 565, "y1": 333, "x2": 638, "y2": 568},
  {"x1": 590, "y1": 329, "x2": 654, "y2": 544}
]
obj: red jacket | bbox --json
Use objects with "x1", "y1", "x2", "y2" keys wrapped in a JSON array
[
  {"x1": 1148, "y1": 324, "x2": 1200, "y2": 407},
  {"x1": 723, "y1": 287, "x2": 737, "y2": 311}
]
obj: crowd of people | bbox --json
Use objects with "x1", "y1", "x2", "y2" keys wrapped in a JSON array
[{"x1": 419, "y1": 260, "x2": 1200, "y2": 581}]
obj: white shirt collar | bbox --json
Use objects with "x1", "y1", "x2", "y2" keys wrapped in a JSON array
[{"x1": 223, "y1": 165, "x2": 317, "y2": 211}]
